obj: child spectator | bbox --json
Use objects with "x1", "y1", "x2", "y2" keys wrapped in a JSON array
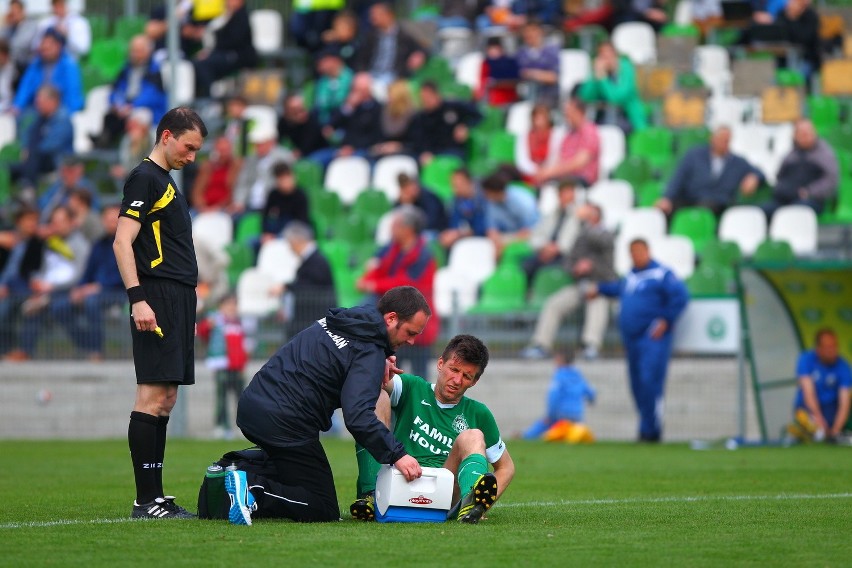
[
  {"x1": 478, "y1": 36, "x2": 519, "y2": 106},
  {"x1": 260, "y1": 162, "x2": 310, "y2": 245},
  {"x1": 198, "y1": 294, "x2": 250, "y2": 440},
  {"x1": 523, "y1": 351, "x2": 596, "y2": 443}
]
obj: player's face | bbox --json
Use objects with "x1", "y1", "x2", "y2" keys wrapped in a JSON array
[
  {"x1": 385, "y1": 310, "x2": 429, "y2": 349},
  {"x1": 163, "y1": 129, "x2": 203, "y2": 170},
  {"x1": 434, "y1": 355, "x2": 480, "y2": 405}
]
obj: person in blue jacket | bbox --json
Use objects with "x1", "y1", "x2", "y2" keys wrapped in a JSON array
[
  {"x1": 231, "y1": 286, "x2": 430, "y2": 525},
  {"x1": 13, "y1": 27, "x2": 82, "y2": 114},
  {"x1": 588, "y1": 238, "x2": 689, "y2": 442},
  {"x1": 524, "y1": 350, "x2": 597, "y2": 440}
]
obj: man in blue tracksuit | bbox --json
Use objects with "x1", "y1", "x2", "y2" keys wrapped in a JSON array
[{"x1": 590, "y1": 238, "x2": 689, "y2": 441}]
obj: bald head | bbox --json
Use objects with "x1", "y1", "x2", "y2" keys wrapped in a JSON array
[
  {"x1": 129, "y1": 35, "x2": 153, "y2": 66},
  {"x1": 710, "y1": 126, "x2": 731, "y2": 157},
  {"x1": 794, "y1": 119, "x2": 817, "y2": 151}
]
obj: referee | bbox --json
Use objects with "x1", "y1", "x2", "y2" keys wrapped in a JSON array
[{"x1": 113, "y1": 107, "x2": 207, "y2": 519}]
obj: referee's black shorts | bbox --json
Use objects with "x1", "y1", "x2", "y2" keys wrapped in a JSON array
[{"x1": 130, "y1": 278, "x2": 196, "y2": 385}]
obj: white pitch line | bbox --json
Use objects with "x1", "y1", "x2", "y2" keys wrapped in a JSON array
[{"x1": 3, "y1": 493, "x2": 851, "y2": 530}]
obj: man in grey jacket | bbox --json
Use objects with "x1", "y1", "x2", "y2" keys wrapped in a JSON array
[{"x1": 521, "y1": 204, "x2": 616, "y2": 361}]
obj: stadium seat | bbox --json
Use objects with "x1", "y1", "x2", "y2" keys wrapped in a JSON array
[
  {"x1": 807, "y1": 96, "x2": 840, "y2": 131},
  {"x1": 499, "y1": 240, "x2": 534, "y2": 269},
  {"x1": 753, "y1": 239, "x2": 795, "y2": 263},
  {"x1": 629, "y1": 127, "x2": 674, "y2": 167},
  {"x1": 421, "y1": 155, "x2": 464, "y2": 202},
  {"x1": 87, "y1": 39, "x2": 127, "y2": 80},
  {"x1": 670, "y1": 207, "x2": 717, "y2": 254},
  {"x1": 318, "y1": 239, "x2": 352, "y2": 274},
  {"x1": 701, "y1": 240, "x2": 742, "y2": 268},
  {"x1": 686, "y1": 264, "x2": 730, "y2": 296},
  {"x1": 243, "y1": 105, "x2": 278, "y2": 134},
  {"x1": 673, "y1": 0, "x2": 693, "y2": 25},
  {"x1": 612, "y1": 22, "x2": 656, "y2": 65},
  {"x1": 293, "y1": 160, "x2": 324, "y2": 193},
  {"x1": 611, "y1": 155, "x2": 652, "y2": 188},
  {"x1": 257, "y1": 238, "x2": 300, "y2": 283},
  {"x1": 160, "y1": 59, "x2": 195, "y2": 106},
  {"x1": 559, "y1": 49, "x2": 592, "y2": 96},
  {"x1": 587, "y1": 179, "x2": 634, "y2": 230},
  {"x1": 529, "y1": 265, "x2": 573, "y2": 310},
  {"x1": 447, "y1": 237, "x2": 496, "y2": 286},
  {"x1": 249, "y1": 9, "x2": 283, "y2": 56},
  {"x1": 598, "y1": 125, "x2": 626, "y2": 179},
  {"x1": 371, "y1": 154, "x2": 419, "y2": 202},
  {"x1": 0, "y1": 141, "x2": 20, "y2": 163},
  {"x1": 649, "y1": 235, "x2": 696, "y2": 279},
  {"x1": 719, "y1": 205, "x2": 767, "y2": 257},
  {"x1": 324, "y1": 155, "x2": 371, "y2": 205},
  {"x1": 486, "y1": 131, "x2": 516, "y2": 163},
  {"x1": 0, "y1": 168, "x2": 10, "y2": 206},
  {"x1": 674, "y1": 126, "x2": 710, "y2": 157},
  {"x1": 694, "y1": 45, "x2": 731, "y2": 96},
  {"x1": 193, "y1": 211, "x2": 234, "y2": 251},
  {"x1": 71, "y1": 111, "x2": 94, "y2": 154},
  {"x1": 468, "y1": 267, "x2": 527, "y2": 314},
  {"x1": 478, "y1": 106, "x2": 507, "y2": 133},
  {"x1": 434, "y1": 267, "x2": 479, "y2": 316},
  {"x1": 707, "y1": 96, "x2": 750, "y2": 127},
  {"x1": 235, "y1": 212, "x2": 262, "y2": 245},
  {"x1": 236, "y1": 268, "x2": 280, "y2": 317},
  {"x1": 636, "y1": 181, "x2": 664, "y2": 207},
  {"x1": 114, "y1": 15, "x2": 146, "y2": 39},
  {"x1": 614, "y1": 208, "x2": 668, "y2": 274},
  {"x1": 730, "y1": 124, "x2": 772, "y2": 157},
  {"x1": 0, "y1": 114, "x2": 15, "y2": 149},
  {"x1": 373, "y1": 210, "x2": 395, "y2": 246},
  {"x1": 332, "y1": 212, "x2": 375, "y2": 245},
  {"x1": 83, "y1": 85, "x2": 111, "y2": 135},
  {"x1": 506, "y1": 100, "x2": 534, "y2": 137},
  {"x1": 455, "y1": 51, "x2": 483, "y2": 92},
  {"x1": 769, "y1": 205, "x2": 818, "y2": 256},
  {"x1": 309, "y1": 190, "x2": 343, "y2": 224},
  {"x1": 353, "y1": 189, "x2": 392, "y2": 219},
  {"x1": 88, "y1": 14, "x2": 109, "y2": 41},
  {"x1": 226, "y1": 242, "x2": 255, "y2": 288}
]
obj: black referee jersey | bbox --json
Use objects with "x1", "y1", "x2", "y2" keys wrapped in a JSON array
[{"x1": 119, "y1": 158, "x2": 198, "y2": 287}]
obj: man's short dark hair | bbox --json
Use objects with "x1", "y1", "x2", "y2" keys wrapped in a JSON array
[
  {"x1": 481, "y1": 173, "x2": 506, "y2": 193},
  {"x1": 630, "y1": 238, "x2": 648, "y2": 249},
  {"x1": 377, "y1": 286, "x2": 431, "y2": 321},
  {"x1": 569, "y1": 97, "x2": 586, "y2": 114},
  {"x1": 452, "y1": 167, "x2": 471, "y2": 180},
  {"x1": 14, "y1": 206, "x2": 38, "y2": 223},
  {"x1": 420, "y1": 80, "x2": 439, "y2": 94},
  {"x1": 441, "y1": 334, "x2": 490, "y2": 379},
  {"x1": 815, "y1": 327, "x2": 837, "y2": 345},
  {"x1": 272, "y1": 161, "x2": 292, "y2": 178},
  {"x1": 156, "y1": 106, "x2": 208, "y2": 143}
]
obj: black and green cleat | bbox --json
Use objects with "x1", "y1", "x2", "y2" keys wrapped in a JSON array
[
  {"x1": 449, "y1": 473, "x2": 498, "y2": 524},
  {"x1": 350, "y1": 493, "x2": 376, "y2": 521}
]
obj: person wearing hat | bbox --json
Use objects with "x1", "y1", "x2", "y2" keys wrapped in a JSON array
[
  {"x1": 193, "y1": 0, "x2": 257, "y2": 98},
  {"x1": 12, "y1": 26, "x2": 83, "y2": 114},
  {"x1": 313, "y1": 45, "x2": 354, "y2": 127},
  {"x1": 232, "y1": 122, "x2": 294, "y2": 214}
]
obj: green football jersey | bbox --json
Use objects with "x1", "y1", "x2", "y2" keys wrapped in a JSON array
[{"x1": 389, "y1": 374, "x2": 506, "y2": 468}]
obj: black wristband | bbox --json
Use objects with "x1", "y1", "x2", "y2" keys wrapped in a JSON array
[{"x1": 127, "y1": 285, "x2": 146, "y2": 304}]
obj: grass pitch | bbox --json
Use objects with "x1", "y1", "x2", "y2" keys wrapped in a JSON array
[{"x1": 2, "y1": 439, "x2": 851, "y2": 567}]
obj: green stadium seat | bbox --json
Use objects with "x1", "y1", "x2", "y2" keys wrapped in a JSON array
[
  {"x1": 612, "y1": 155, "x2": 653, "y2": 188},
  {"x1": 0, "y1": 168, "x2": 10, "y2": 206},
  {"x1": 225, "y1": 242, "x2": 255, "y2": 288},
  {"x1": 421, "y1": 155, "x2": 464, "y2": 202},
  {"x1": 351, "y1": 240, "x2": 379, "y2": 269},
  {"x1": 677, "y1": 72, "x2": 704, "y2": 90},
  {"x1": 414, "y1": 56, "x2": 454, "y2": 85},
  {"x1": 332, "y1": 212, "x2": 375, "y2": 244},
  {"x1": 0, "y1": 141, "x2": 20, "y2": 163},
  {"x1": 701, "y1": 240, "x2": 742, "y2": 268},
  {"x1": 310, "y1": 190, "x2": 343, "y2": 221},
  {"x1": 485, "y1": 131, "x2": 516, "y2": 163},
  {"x1": 88, "y1": 14, "x2": 110, "y2": 41},
  {"x1": 440, "y1": 82, "x2": 473, "y2": 101},
  {"x1": 661, "y1": 24, "x2": 701, "y2": 38},
  {"x1": 822, "y1": 123, "x2": 852, "y2": 155},
  {"x1": 807, "y1": 96, "x2": 840, "y2": 131},
  {"x1": 478, "y1": 106, "x2": 507, "y2": 133},
  {"x1": 427, "y1": 238, "x2": 447, "y2": 268},
  {"x1": 686, "y1": 264, "x2": 730, "y2": 297},
  {"x1": 113, "y1": 15, "x2": 146, "y2": 39},
  {"x1": 637, "y1": 181, "x2": 664, "y2": 207},
  {"x1": 293, "y1": 160, "x2": 324, "y2": 193},
  {"x1": 629, "y1": 127, "x2": 674, "y2": 168},
  {"x1": 499, "y1": 240, "x2": 534, "y2": 269},
  {"x1": 674, "y1": 126, "x2": 710, "y2": 157},
  {"x1": 352, "y1": 189, "x2": 392, "y2": 218},
  {"x1": 87, "y1": 39, "x2": 128, "y2": 81},
  {"x1": 235, "y1": 212, "x2": 262, "y2": 245},
  {"x1": 81, "y1": 64, "x2": 110, "y2": 93},
  {"x1": 529, "y1": 265, "x2": 573, "y2": 310},
  {"x1": 318, "y1": 239, "x2": 352, "y2": 274},
  {"x1": 753, "y1": 240, "x2": 795, "y2": 263},
  {"x1": 468, "y1": 267, "x2": 527, "y2": 314},
  {"x1": 776, "y1": 68, "x2": 805, "y2": 88},
  {"x1": 333, "y1": 269, "x2": 362, "y2": 308},
  {"x1": 670, "y1": 207, "x2": 717, "y2": 254}
]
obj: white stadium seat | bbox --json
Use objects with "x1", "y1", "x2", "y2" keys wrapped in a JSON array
[
  {"x1": 614, "y1": 208, "x2": 667, "y2": 275},
  {"x1": 160, "y1": 59, "x2": 195, "y2": 106},
  {"x1": 455, "y1": 51, "x2": 484, "y2": 92},
  {"x1": 324, "y1": 155, "x2": 371, "y2": 205},
  {"x1": 719, "y1": 205, "x2": 767, "y2": 257},
  {"x1": 192, "y1": 211, "x2": 233, "y2": 251},
  {"x1": 598, "y1": 125, "x2": 626, "y2": 179},
  {"x1": 250, "y1": 9, "x2": 283, "y2": 55},
  {"x1": 612, "y1": 22, "x2": 656, "y2": 65},
  {"x1": 434, "y1": 267, "x2": 479, "y2": 317},
  {"x1": 236, "y1": 268, "x2": 280, "y2": 317},
  {"x1": 371, "y1": 154, "x2": 419, "y2": 202},
  {"x1": 506, "y1": 100, "x2": 534, "y2": 137},
  {"x1": 769, "y1": 205, "x2": 818, "y2": 256},
  {"x1": 447, "y1": 237, "x2": 496, "y2": 286},
  {"x1": 243, "y1": 105, "x2": 278, "y2": 134},
  {"x1": 0, "y1": 113, "x2": 15, "y2": 149},
  {"x1": 649, "y1": 235, "x2": 696, "y2": 280},
  {"x1": 587, "y1": 179, "x2": 635, "y2": 231},
  {"x1": 256, "y1": 238, "x2": 300, "y2": 284},
  {"x1": 559, "y1": 49, "x2": 591, "y2": 96}
]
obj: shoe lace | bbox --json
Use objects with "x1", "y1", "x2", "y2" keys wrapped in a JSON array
[{"x1": 160, "y1": 496, "x2": 189, "y2": 514}]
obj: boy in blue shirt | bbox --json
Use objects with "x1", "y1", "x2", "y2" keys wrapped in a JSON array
[
  {"x1": 524, "y1": 351, "x2": 596, "y2": 443},
  {"x1": 789, "y1": 328, "x2": 851, "y2": 442}
]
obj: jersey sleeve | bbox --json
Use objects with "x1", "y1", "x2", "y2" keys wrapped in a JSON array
[
  {"x1": 476, "y1": 403, "x2": 506, "y2": 464},
  {"x1": 120, "y1": 168, "x2": 157, "y2": 224},
  {"x1": 389, "y1": 374, "x2": 404, "y2": 407},
  {"x1": 839, "y1": 359, "x2": 852, "y2": 389},
  {"x1": 795, "y1": 352, "x2": 814, "y2": 378}
]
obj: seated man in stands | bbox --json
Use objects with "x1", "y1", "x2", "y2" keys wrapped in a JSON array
[
  {"x1": 439, "y1": 168, "x2": 496, "y2": 249},
  {"x1": 516, "y1": 19, "x2": 560, "y2": 105},
  {"x1": 278, "y1": 93, "x2": 329, "y2": 161},
  {"x1": 0, "y1": 207, "x2": 43, "y2": 358},
  {"x1": 396, "y1": 173, "x2": 448, "y2": 239},
  {"x1": 407, "y1": 81, "x2": 482, "y2": 166},
  {"x1": 38, "y1": 155, "x2": 98, "y2": 223},
  {"x1": 656, "y1": 126, "x2": 764, "y2": 217},
  {"x1": 232, "y1": 123, "x2": 293, "y2": 214},
  {"x1": 353, "y1": 1, "x2": 426, "y2": 91},
  {"x1": 481, "y1": 171, "x2": 538, "y2": 247},
  {"x1": 762, "y1": 118, "x2": 837, "y2": 217},
  {"x1": 13, "y1": 28, "x2": 83, "y2": 114},
  {"x1": 522, "y1": 179, "x2": 581, "y2": 284},
  {"x1": 193, "y1": 0, "x2": 257, "y2": 98},
  {"x1": 533, "y1": 97, "x2": 600, "y2": 187},
  {"x1": 788, "y1": 328, "x2": 851, "y2": 443}
]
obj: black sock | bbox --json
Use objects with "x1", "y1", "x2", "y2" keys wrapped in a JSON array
[
  {"x1": 155, "y1": 415, "x2": 170, "y2": 497},
  {"x1": 129, "y1": 411, "x2": 160, "y2": 504}
]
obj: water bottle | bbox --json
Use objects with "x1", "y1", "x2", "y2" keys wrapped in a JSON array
[
  {"x1": 205, "y1": 464, "x2": 226, "y2": 518},
  {"x1": 225, "y1": 463, "x2": 238, "y2": 472}
]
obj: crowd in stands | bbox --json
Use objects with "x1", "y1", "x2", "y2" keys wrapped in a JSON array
[{"x1": 0, "y1": 0, "x2": 850, "y2": 362}]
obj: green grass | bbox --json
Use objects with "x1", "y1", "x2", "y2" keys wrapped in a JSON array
[{"x1": 3, "y1": 440, "x2": 851, "y2": 567}]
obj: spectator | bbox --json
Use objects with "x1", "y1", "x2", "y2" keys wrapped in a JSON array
[
  {"x1": 657, "y1": 126, "x2": 764, "y2": 217},
  {"x1": 515, "y1": 103, "x2": 562, "y2": 181},
  {"x1": 311, "y1": 72, "x2": 383, "y2": 168},
  {"x1": 354, "y1": 1, "x2": 426, "y2": 91},
  {"x1": 788, "y1": 328, "x2": 851, "y2": 443},
  {"x1": 278, "y1": 93, "x2": 329, "y2": 160},
  {"x1": 357, "y1": 205, "x2": 440, "y2": 377},
  {"x1": 260, "y1": 162, "x2": 311, "y2": 244},
  {"x1": 289, "y1": 0, "x2": 343, "y2": 53},
  {"x1": 13, "y1": 27, "x2": 83, "y2": 114},
  {"x1": 439, "y1": 167, "x2": 495, "y2": 249},
  {"x1": 372, "y1": 79, "x2": 417, "y2": 157},
  {"x1": 313, "y1": 46, "x2": 354, "y2": 127},
  {"x1": 38, "y1": 155, "x2": 97, "y2": 224},
  {"x1": 762, "y1": 118, "x2": 837, "y2": 217},
  {"x1": 190, "y1": 136, "x2": 242, "y2": 213},
  {"x1": 478, "y1": 36, "x2": 520, "y2": 106},
  {"x1": 477, "y1": 0, "x2": 532, "y2": 31},
  {"x1": 407, "y1": 80, "x2": 482, "y2": 165},
  {"x1": 232, "y1": 123, "x2": 293, "y2": 214},
  {"x1": 534, "y1": 97, "x2": 601, "y2": 186},
  {"x1": 193, "y1": 0, "x2": 257, "y2": 98},
  {"x1": 396, "y1": 172, "x2": 448, "y2": 237},
  {"x1": 517, "y1": 19, "x2": 560, "y2": 105},
  {"x1": 521, "y1": 204, "x2": 615, "y2": 361},
  {"x1": 43, "y1": 202, "x2": 124, "y2": 361},
  {"x1": 0, "y1": 207, "x2": 43, "y2": 358},
  {"x1": 1, "y1": 0, "x2": 38, "y2": 78},
  {"x1": 67, "y1": 188, "x2": 103, "y2": 243},
  {"x1": 577, "y1": 41, "x2": 647, "y2": 133},
  {"x1": 320, "y1": 9, "x2": 360, "y2": 68},
  {"x1": 111, "y1": 107, "x2": 155, "y2": 184},
  {"x1": 612, "y1": 0, "x2": 668, "y2": 31},
  {"x1": 197, "y1": 293, "x2": 249, "y2": 439},
  {"x1": 436, "y1": 0, "x2": 490, "y2": 29},
  {"x1": 563, "y1": 0, "x2": 617, "y2": 34},
  {"x1": 7, "y1": 205, "x2": 91, "y2": 361},
  {"x1": 0, "y1": 39, "x2": 13, "y2": 112},
  {"x1": 9, "y1": 85, "x2": 74, "y2": 194},
  {"x1": 752, "y1": 0, "x2": 789, "y2": 24},
  {"x1": 279, "y1": 221, "x2": 336, "y2": 337},
  {"x1": 775, "y1": 0, "x2": 820, "y2": 83},
  {"x1": 222, "y1": 95, "x2": 251, "y2": 158},
  {"x1": 32, "y1": 0, "x2": 91, "y2": 60},
  {"x1": 523, "y1": 350, "x2": 597, "y2": 442},
  {"x1": 522, "y1": 178, "x2": 581, "y2": 283},
  {"x1": 95, "y1": 35, "x2": 166, "y2": 149},
  {"x1": 588, "y1": 238, "x2": 690, "y2": 441},
  {"x1": 481, "y1": 171, "x2": 539, "y2": 244},
  {"x1": 146, "y1": 0, "x2": 206, "y2": 61}
]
